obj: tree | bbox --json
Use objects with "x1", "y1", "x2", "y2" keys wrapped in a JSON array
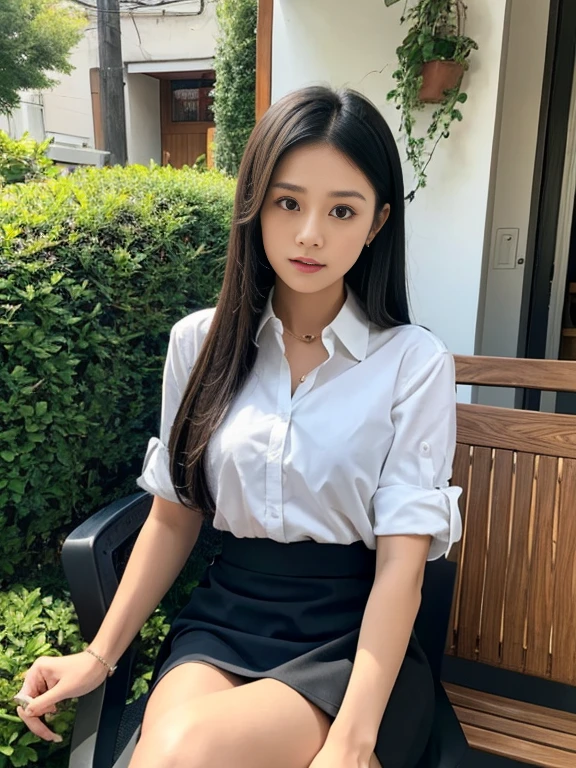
[
  {"x1": 212, "y1": 0, "x2": 257, "y2": 176},
  {"x1": 0, "y1": 0, "x2": 85, "y2": 115}
]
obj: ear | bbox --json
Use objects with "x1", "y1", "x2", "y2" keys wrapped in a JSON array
[{"x1": 366, "y1": 204, "x2": 391, "y2": 247}]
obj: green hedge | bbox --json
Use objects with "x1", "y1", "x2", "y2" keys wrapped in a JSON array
[
  {"x1": 0, "y1": 581, "x2": 178, "y2": 767},
  {"x1": 0, "y1": 163, "x2": 235, "y2": 583},
  {"x1": 213, "y1": 0, "x2": 257, "y2": 175},
  {"x1": 0, "y1": 585, "x2": 85, "y2": 767},
  {"x1": 0, "y1": 132, "x2": 56, "y2": 185},
  {"x1": 0, "y1": 163, "x2": 234, "y2": 765}
]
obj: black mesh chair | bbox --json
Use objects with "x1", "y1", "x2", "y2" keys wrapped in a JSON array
[{"x1": 61, "y1": 492, "x2": 469, "y2": 768}]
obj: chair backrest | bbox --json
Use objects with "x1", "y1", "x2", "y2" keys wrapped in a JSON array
[
  {"x1": 415, "y1": 557, "x2": 458, "y2": 683},
  {"x1": 448, "y1": 355, "x2": 576, "y2": 686}
]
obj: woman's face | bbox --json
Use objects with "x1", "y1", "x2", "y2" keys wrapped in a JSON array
[{"x1": 260, "y1": 143, "x2": 389, "y2": 295}]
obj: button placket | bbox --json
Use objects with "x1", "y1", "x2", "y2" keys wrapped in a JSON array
[
  {"x1": 264, "y1": 352, "x2": 291, "y2": 540},
  {"x1": 292, "y1": 334, "x2": 334, "y2": 403}
]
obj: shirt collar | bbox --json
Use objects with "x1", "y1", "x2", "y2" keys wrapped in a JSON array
[
  {"x1": 255, "y1": 287, "x2": 277, "y2": 342},
  {"x1": 255, "y1": 286, "x2": 370, "y2": 362}
]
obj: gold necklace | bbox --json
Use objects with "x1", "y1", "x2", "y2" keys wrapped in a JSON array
[{"x1": 283, "y1": 326, "x2": 321, "y2": 344}]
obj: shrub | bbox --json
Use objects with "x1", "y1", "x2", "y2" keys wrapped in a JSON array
[
  {"x1": 0, "y1": 585, "x2": 82, "y2": 767},
  {"x1": 0, "y1": 132, "x2": 56, "y2": 185},
  {"x1": 0, "y1": 583, "x2": 175, "y2": 767},
  {"x1": 0, "y1": 163, "x2": 234, "y2": 762},
  {"x1": 213, "y1": 0, "x2": 257, "y2": 175},
  {"x1": 0, "y1": 164, "x2": 235, "y2": 583}
]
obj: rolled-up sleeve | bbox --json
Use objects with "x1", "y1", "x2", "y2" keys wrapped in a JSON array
[
  {"x1": 136, "y1": 322, "x2": 191, "y2": 503},
  {"x1": 373, "y1": 350, "x2": 462, "y2": 560}
]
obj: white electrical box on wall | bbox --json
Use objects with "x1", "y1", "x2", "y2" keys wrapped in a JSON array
[{"x1": 493, "y1": 228, "x2": 520, "y2": 269}]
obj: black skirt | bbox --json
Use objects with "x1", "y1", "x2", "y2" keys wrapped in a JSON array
[{"x1": 149, "y1": 533, "x2": 435, "y2": 768}]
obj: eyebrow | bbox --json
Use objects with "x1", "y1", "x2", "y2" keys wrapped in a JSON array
[{"x1": 271, "y1": 182, "x2": 367, "y2": 202}]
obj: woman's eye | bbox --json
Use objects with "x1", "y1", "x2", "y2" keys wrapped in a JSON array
[
  {"x1": 330, "y1": 205, "x2": 355, "y2": 220},
  {"x1": 278, "y1": 198, "x2": 300, "y2": 211}
]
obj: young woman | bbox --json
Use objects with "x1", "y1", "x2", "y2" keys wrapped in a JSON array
[{"x1": 16, "y1": 86, "x2": 462, "y2": 768}]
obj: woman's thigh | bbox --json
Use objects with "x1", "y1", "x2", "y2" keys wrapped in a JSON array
[
  {"x1": 129, "y1": 662, "x2": 331, "y2": 768},
  {"x1": 139, "y1": 661, "x2": 244, "y2": 737}
]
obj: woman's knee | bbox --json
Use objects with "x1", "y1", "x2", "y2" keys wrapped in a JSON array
[{"x1": 137, "y1": 709, "x2": 224, "y2": 768}]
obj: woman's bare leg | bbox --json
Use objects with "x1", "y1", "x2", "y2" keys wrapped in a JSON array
[
  {"x1": 139, "y1": 661, "x2": 243, "y2": 735},
  {"x1": 131, "y1": 662, "x2": 243, "y2": 766},
  {"x1": 130, "y1": 661, "x2": 383, "y2": 768},
  {"x1": 129, "y1": 664, "x2": 330, "y2": 768}
]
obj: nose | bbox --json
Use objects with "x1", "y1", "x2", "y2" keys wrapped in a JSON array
[{"x1": 296, "y1": 213, "x2": 324, "y2": 249}]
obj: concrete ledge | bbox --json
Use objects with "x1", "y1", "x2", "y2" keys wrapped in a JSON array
[{"x1": 47, "y1": 144, "x2": 110, "y2": 167}]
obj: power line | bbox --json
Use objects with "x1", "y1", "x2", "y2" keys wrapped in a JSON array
[{"x1": 73, "y1": 0, "x2": 205, "y2": 12}]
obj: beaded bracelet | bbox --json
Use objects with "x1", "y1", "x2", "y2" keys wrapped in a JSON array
[{"x1": 85, "y1": 647, "x2": 118, "y2": 677}]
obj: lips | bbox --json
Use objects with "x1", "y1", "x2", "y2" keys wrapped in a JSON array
[
  {"x1": 289, "y1": 258, "x2": 325, "y2": 274},
  {"x1": 290, "y1": 257, "x2": 325, "y2": 266}
]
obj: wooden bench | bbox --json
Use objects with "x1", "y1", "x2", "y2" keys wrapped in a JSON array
[{"x1": 448, "y1": 355, "x2": 576, "y2": 767}]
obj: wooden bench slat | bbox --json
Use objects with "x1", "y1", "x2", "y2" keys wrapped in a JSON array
[
  {"x1": 448, "y1": 355, "x2": 576, "y2": 767},
  {"x1": 455, "y1": 446, "x2": 492, "y2": 659},
  {"x1": 445, "y1": 685, "x2": 576, "y2": 736},
  {"x1": 461, "y1": 723, "x2": 575, "y2": 768},
  {"x1": 454, "y1": 355, "x2": 576, "y2": 393},
  {"x1": 446, "y1": 443, "x2": 472, "y2": 654},
  {"x1": 448, "y1": 443, "x2": 472, "y2": 565},
  {"x1": 454, "y1": 706, "x2": 576, "y2": 753},
  {"x1": 479, "y1": 449, "x2": 514, "y2": 666},
  {"x1": 551, "y1": 459, "x2": 576, "y2": 685},
  {"x1": 456, "y1": 404, "x2": 576, "y2": 460},
  {"x1": 525, "y1": 456, "x2": 557, "y2": 678},
  {"x1": 501, "y1": 452, "x2": 534, "y2": 672}
]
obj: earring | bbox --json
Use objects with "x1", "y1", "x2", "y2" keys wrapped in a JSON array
[{"x1": 366, "y1": 240, "x2": 371, "y2": 248}]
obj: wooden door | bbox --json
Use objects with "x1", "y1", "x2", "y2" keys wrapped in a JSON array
[{"x1": 161, "y1": 72, "x2": 215, "y2": 168}]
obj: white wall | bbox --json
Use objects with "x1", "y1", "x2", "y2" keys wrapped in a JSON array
[
  {"x1": 121, "y1": 1, "x2": 217, "y2": 64},
  {"x1": 0, "y1": 92, "x2": 45, "y2": 141},
  {"x1": 42, "y1": 33, "x2": 98, "y2": 144},
  {"x1": 477, "y1": 0, "x2": 550, "y2": 407},
  {"x1": 38, "y1": 0, "x2": 217, "y2": 152},
  {"x1": 272, "y1": 0, "x2": 510, "y2": 358},
  {"x1": 125, "y1": 74, "x2": 161, "y2": 165}
]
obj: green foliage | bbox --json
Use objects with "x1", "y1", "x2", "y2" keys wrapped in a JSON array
[
  {"x1": 0, "y1": 132, "x2": 57, "y2": 185},
  {"x1": 0, "y1": 164, "x2": 233, "y2": 765},
  {"x1": 0, "y1": 583, "x2": 176, "y2": 767},
  {"x1": 0, "y1": 0, "x2": 85, "y2": 115},
  {"x1": 0, "y1": 585, "x2": 83, "y2": 767},
  {"x1": 0, "y1": 164, "x2": 235, "y2": 584},
  {"x1": 386, "y1": 0, "x2": 478, "y2": 196},
  {"x1": 213, "y1": 0, "x2": 257, "y2": 176}
]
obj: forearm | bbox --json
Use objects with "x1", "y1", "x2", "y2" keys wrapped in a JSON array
[
  {"x1": 89, "y1": 495, "x2": 203, "y2": 665},
  {"x1": 329, "y1": 561, "x2": 423, "y2": 756}
]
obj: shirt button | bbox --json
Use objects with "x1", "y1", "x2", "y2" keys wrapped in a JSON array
[{"x1": 420, "y1": 442, "x2": 430, "y2": 454}]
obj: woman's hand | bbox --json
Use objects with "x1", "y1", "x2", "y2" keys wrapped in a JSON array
[
  {"x1": 309, "y1": 739, "x2": 376, "y2": 768},
  {"x1": 14, "y1": 651, "x2": 110, "y2": 742}
]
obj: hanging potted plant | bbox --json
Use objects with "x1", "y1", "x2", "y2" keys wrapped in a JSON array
[{"x1": 385, "y1": 0, "x2": 478, "y2": 197}]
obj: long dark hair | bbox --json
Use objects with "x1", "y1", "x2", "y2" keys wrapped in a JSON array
[{"x1": 169, "y1": 85, "x2": 410, "y2": 515}]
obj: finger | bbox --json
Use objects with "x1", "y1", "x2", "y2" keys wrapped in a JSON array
[
  {"x1": 24, "y1": 687, "x2": 66, "y2": 719},
  {"x1": 19, "y1": 665, "x2": 49, "y2": 699},
  {"x1": 16, "y1": 706, "x2": 62, "y2": 743},
  {"x1": 13, "y1": 693, "x2": 34, "y2": 710}
]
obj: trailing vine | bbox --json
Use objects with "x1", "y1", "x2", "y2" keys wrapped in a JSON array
[{"x1": 385, "y1": 0, "x2": 478, "y2": 198}]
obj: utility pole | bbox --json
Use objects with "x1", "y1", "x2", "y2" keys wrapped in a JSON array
[{"x1": 96, "y1": 0, "x2": 128, "y2": 165}]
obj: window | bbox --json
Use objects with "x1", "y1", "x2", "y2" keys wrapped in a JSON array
[{"x1": 171, "y1": 76, "x2": 215, "y2": 122}]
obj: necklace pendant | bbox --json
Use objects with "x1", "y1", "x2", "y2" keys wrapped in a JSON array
[{"x1": 303, "y1": 334, "x2": 315, "y2": 343}]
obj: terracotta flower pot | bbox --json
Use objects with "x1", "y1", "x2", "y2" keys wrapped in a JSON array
[{"x1": 419, "y1": 60, "x2": 464, "y2": 103}]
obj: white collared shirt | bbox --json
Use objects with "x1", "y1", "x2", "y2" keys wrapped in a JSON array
[{"x1": 137, "y1": 290, "x2": 462, "y2": 560}]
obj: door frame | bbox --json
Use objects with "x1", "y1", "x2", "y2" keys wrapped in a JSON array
[
  {"x1": 519, "y1": 0, "x2": 576, "y2": 408},
  {"x1": 256, "y1": 0, "x2": 273, "y2": 120}
]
